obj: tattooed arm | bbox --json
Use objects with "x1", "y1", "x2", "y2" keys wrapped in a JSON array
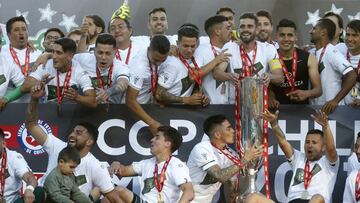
[
  {"x1": 155, "y1": 85, "x2": 203, "y2": 105},
  {"x1": 262, "y1": 110, "x2": 294, "y2": 159},
  {"x1": 206, "y1": 164, "x2": 241, "y2": 184},
  {"x1": 25, "y1": 83, "x2": 48, "y2": 145}
]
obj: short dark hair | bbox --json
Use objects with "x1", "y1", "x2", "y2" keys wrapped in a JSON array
[
  {"x1": 58, "y1": 146, "x2": 81, "y2": 164},
  {"x1": 306, "y1": 129, "x2": 324, "y2": 137},
  {"x1": 178, "y1": 23, "x2": 199, "y2": 41},
  {"x1": 85, "y1": 15, "x2": 105, "y2": 33},
  {"x1": 317, "y1": 18, "x2": 336, "y2": 41},
  {"x1": 6, "y1": 16, "x2": 27, "y2": 34},
  {"x1": 347, "y1": 20, "x2": 360, "y2": 33},
  {"x1": 67, "y1": 29, "x2": 82, "y2": 37},
  {"x1": 108, "y1": 17, "x2": 131, "y2": 33},
  {"x1": 95, "y1": 33, "x2": 116, "y2": 48},
  {"x1": 239, "y1": 12, "x2": 258, "y2": 25},
  {"x1": 276, "y1": 18, "x2": 297, "y2": 31},
  {"x1": 44, "y1": 28, "x2": 65, "y2": 39},
  {"x1": 324, "y1": 12, "x2": 343, "y2": 29},
  {"x1": 203, "y1": 115, "x2": 227, "y2": 137},
  {"x1": 357, "y1": 131, "x2": 360, "y2": 139},
  {"x1": 158, "y1": 126, "x2": 183, "y2": 153},
  {"x1": 204, "y1": 15, "x2": 228, "y2": 36},
  {"x1": 149, "y1": 35, "x2": 170, "y2": 55},
  {"x1": 54, "y1": 38, "x2": 77, "y2": 54},
  {"x1": 76, "y1": 122, "x2": 99, "y2": 143},
  {"x1": 216, "y1": 7, "x2": 235, "y2": 15},
  {"x1": 149, "y1": 7, "x2": 167, "y2": 17},
  {"x1": 0, "y1": 128, "x2": 5, "y2": 139},
  {"x1": 256, "y1": 9, "x2": 273, "y2": 25}
]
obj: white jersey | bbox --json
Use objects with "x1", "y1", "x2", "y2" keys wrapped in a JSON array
[
  {"x1": 309, "y1": 44, "x2": 354, "y2": 105},
  {"x1": 128, "y1": 49, "x2": 167, "y2": 104},
  {"x1": 2, "y1": 148, "x2": 31, "y2": 203},
  {"x1": 348, "y1": 152, "x2": 360, "y2": 175},
  {"x1": 157, "y1": 56, "x2": 196, "y2": 97},
  {"x1": 0, "y1": 44, "x2": 42, "y2": 102},
  {"x1": 343, "y1": 170, "x2": 360, "y2": 203},
  {"x1": 114, "y1": 40, "x2": 143, "y2": 65},
  {"x1": 187, "y1": 141, "x2": 236, "y2": 203},
  {"x1": 194, "y1": 43, "x2": 229, "y2": 104},
  {"x1": 336, "y1": 43, "x2": 360, "y2": 105},
  {"x1": 74, "y1": 53, "x2": 129, "y2": 104},
  {"x1": 132, "y1": 156, "x2": 191, "y2": 203},
  {"x1": 40, "y1": 133, "x2": 114, "y2": 195},
  {"x1": 29, "y1": 59, "x2": 93, "y2": 103},
  {"x1": 287, "y1": 150, "x2": 339, "y2": 203},
  {"x1": 87, "y1": 43, "x2": 96, "y2": 53},
  {"x1": 222, "y1": 41, "x2": 279, "y2": 103},
  {"x1": 0, "y1": 55, "x2": 24, "y2": 97}
]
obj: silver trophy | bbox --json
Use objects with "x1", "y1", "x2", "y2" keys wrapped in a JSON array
[{"x1": 236, "y1": 77, "x2": 264, "y2": 202}]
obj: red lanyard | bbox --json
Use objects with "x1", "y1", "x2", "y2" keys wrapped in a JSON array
[
  {"x1": 347, "y1": 51, "x2": 360, "y2": 75},
  {"x1": 239, "y1": 43, "x2": 257, "y2": 77},
  {"x1": 154, "y1": 156, "x2": 172, "y2": 192},
  {"x1": 355, "y1": 170, "x2": 360, "y2": 201},
  {"x1": 96, "y1": 64, "x2": 113, "y2": 89},
  {"x1": 317, "y1": 44, "x2": 328, "y2": 67},
  {"x1": 56, "y1": 66, "x2": 72, "y2": 106},
  {"x1": 178, "y1": 53, "x2": 202, "y2": 86},
  {"x1": 9, "y1": 47, "x2": 30, "y2": 76},
  {"x1": 304, "y1": 160, "x2": 316, "y2": 190},
  {"x1": 0, "y1": 149, "x2": 7, "y2": 198},
  {"x1": 211, "y1": 143, "x2": 242, "y2": 167},
  {"x1": 210, "y1": 44, "x2": 218, "y2": 57},
  {"x1": 115, "y1": 41, "x2": 132, "y2": 65},
  {"x1": 279, "y1": 49, "x2": 298, "y2": 91},
  {"x1": 148, "y1": 59, "x2": 158, "y2": 96}
]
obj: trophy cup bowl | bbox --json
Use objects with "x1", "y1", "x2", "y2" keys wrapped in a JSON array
[{"x1": 236, "y1": 77, "x2": 264, "y2": 203}]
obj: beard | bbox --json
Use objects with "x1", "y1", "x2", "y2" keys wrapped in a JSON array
[{"x1": 240, "y1": 32, "x2": 256, "y2": 44}]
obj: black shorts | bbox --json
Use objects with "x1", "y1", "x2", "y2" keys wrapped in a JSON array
[{"x1": 289, "y1": 199, "x2": 309, "y2": 203}]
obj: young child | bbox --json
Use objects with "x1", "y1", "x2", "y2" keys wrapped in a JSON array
[{"x1": 44, "y1": 146, "x2": 92, "y2": 203}]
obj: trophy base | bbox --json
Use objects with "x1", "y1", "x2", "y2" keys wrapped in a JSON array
[{"x1": 235, "y1": 169, "x2": 258, "y2": 203}]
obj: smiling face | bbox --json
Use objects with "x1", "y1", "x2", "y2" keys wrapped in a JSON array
[
  {"x1": 109, "y1": 18, "x2": 132, "y2": 46},
  {"x1": 345, "y1": 27, "x2": 360, "y2": 54},
  {"x1": 43, "y1": 31, "x2": 62, "y2": 52},
  {"x1": 257, "y1": 16, "x2": 273, "y2": 42},
  {"x1": 277, "y1": 27, "x2": 297, "y2": 52},
  {"x1": 8, "y1": 21, "x2": 28, "y2": 49},
  {"x1": 67, "y1": 125, "x2": 93, "y2": 150},
  {"x1": 239, "y1": 18, "x2": 257, "y2": 44},
  {"x1": 148, "y1": 11, "x2": 168, "y2": 36}
]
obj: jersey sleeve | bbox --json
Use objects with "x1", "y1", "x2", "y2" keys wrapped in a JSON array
[
  {"x1": 91, "y1": 161, "x2": 115, "y2": 194},
  {"x1": 29, "y1": 60, "x2": 52, "y2": 80},
  {"x1": 330, "y1": 48, "x2": 355, "y2": 76},
  {"x1": 9, "y1": 62, "x2": 25, "y2": 87},
  {"x1": 128, "y1": 65, "x2": 145, "y2": 91},
  {"x1": 132, "y1": 160, "x2": 145, "y2": 175},
  {"x1": 343, "y1": 170, "x2": 357, "y2": 203},
  {"x1": 287, "y1": 149, "x2": 302, "y2": 169},
  {"x1": 77, "y1": 68, "x2": 94, "y2": 92},
  {"x1": 169, "y1": 159, "x2": 192, "y2": 187},
  {"x1": 265, "y1": 43, "x2": 281, "y2": 71},
  {"x1": 190, "y1": 144, "x2": 217, "y2": 171},
  {"x1": 158, "y1": 61, "x2": 179, "y2": 89},
  {"x1": 13, "y1": 152, "x2": 31, "y2": 178}
]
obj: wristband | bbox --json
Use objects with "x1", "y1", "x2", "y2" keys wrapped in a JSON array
[
  {"x1": 4, "y1": 86, "x2": 23, "y2": 102},
  {"x1": 25, "y1": 185, "x2": 35, "y2": 192}
]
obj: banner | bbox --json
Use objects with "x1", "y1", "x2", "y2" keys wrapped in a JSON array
[{"x1": 0, "y1": 104, "x2": 359, "y2": 202}]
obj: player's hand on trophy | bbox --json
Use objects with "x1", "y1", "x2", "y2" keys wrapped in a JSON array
[
  {"x1": 244, "y1": 144, "x2": 264, "y2": 162},
  {"x1": 311, "y1": 109, "x2": 329, "y2": 128},
  {"x1": 111, "y1": 3, "x2": 131, "y2": 20},
  {"x1": 262, "y1": 73, "x2": 270, "y2": 86},
  {"x1": 262, "y1": 110, "x2": 279, "y2": 126}
]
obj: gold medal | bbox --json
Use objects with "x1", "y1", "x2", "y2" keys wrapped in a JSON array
[
  {"x1": 300, "y1": 190, "x2": 309, "y2": 199},
  {"x1": 351, "y1": 87, "x2": 358, "y2": 98},
  {"x1": 157, "y1": 192, "x2": 164, "y2": 203}
]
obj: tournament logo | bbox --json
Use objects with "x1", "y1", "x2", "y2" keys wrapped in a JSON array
[{"x1": 17, "y1": 120, "x2": 51, "y2": 155}]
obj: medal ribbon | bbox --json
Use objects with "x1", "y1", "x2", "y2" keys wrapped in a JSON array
[
  {"x1": 210, "y1": 44, "x2": 218, "y2": 57},
  {"x1": 10, "y1": 47, "x2": 30, "y2": 76},
  {"x1": 154, "y1": 156, "x2": 172, "y2": 192},
  {"x1": 96, "y1": 64, "x2": 114, "y2": 89},
  {"x1": 211, "y1": 143, "x2": 242, "y2": 167},
  {"x1": 56, "y1": 66, "x2": 72, "y2": 107},
  {"x1": 0, "y1": 149, "x2": 7, "y2": 198},
  {"x1": 239, "y1": 43, "x2": 258, "y2": 77},
  {"x1": 148, "y1": 59, "x2": 158, "y2": 96},
  {"x1": 263, "y1": 85, "x2": 270, "y2": 198},
  {"x1": 115, "y1": 41, "x2": 132, "y2": 65},
  {"x1": 355, "y1": 170, "x2": 360, "y2": 201},
  {"x1": 279, "y1": 49, "x2": 298, "y2": 91},
  {"x1": 178, "y1": 53, "x2": 202, "y2": 86},
  {"x1": 304, "y1": 160, "x2": 316, "y2": 190},
  {"x1": 317, "y1": 44, "x2": 328, "y2": 67}
]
